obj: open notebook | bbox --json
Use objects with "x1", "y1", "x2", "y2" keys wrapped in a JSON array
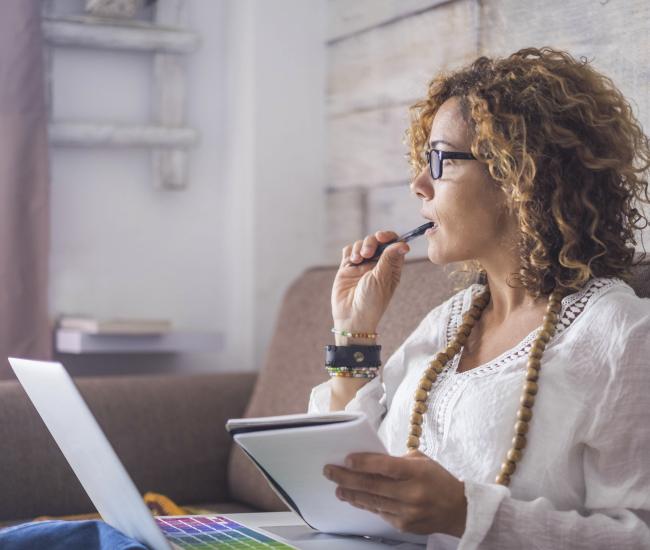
[{"x1": 227, "y1": 412, "x2": 429, "y2": 545}]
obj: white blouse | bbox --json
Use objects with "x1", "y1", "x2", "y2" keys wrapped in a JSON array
[{"x1": 308, "y1": 277, "x2": 650, "y2": 549}]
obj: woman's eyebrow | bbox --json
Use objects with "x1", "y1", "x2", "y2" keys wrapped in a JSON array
[{"x1": 429, "y1": 139, "x2": 458, "y2": 149}]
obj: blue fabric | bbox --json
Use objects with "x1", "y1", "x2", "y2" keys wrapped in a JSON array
[{"x1": 0, "y1": 520, "x2": 148, "y2": 550}]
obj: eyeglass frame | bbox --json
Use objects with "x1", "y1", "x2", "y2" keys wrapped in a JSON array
[{"x1": 425, "y1": 148, "x2": 476, "y2": 180}]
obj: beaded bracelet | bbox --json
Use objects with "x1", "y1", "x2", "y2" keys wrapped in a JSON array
[
  {"x1": 331, "y1": 328, "x2": 378, "y2": 339},
  {"x1": 326, "y1": 366, "x2": 378, "y2": 379},
  {"x1": 325, "y1": 365, "x2": 379, "y2": 372}
]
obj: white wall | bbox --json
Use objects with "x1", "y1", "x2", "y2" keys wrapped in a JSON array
[
  {"x1": 49, "y1": 0, "x2": 326, "y2": 375},
  {"x1": 225, "y1": 0, "x2": 327, "y2": 371}
]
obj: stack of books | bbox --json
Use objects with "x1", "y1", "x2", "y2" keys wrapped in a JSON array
[{"x1": 58, "y1": 317, "x2": 172, "y2": 335}]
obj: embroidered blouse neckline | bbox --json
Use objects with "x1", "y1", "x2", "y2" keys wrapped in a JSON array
[{"x1": 444, "y1": 277, "x2": 624, "y2": 378}]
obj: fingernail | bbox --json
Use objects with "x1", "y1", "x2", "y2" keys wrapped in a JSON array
[
  {"x1": 398, "y1": 246, "x2": 408, "y2": 255},
  {"x1": 323, "y1": 467, "x2": 332, "y2": 479}
]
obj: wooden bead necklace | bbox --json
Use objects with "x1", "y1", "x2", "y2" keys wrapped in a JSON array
[{"x1": 406, "y1": 286, "x2": 563, "y2": 486}]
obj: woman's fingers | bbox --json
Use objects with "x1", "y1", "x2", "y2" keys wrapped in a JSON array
[
  {"x1": 375, "y1": 230, "x2": 399, "y2": 244},
  {"x1": 344, "y1": 452, "x2": 411, "y2": 479},
  {"x1": 324, "y1": 465, "x2": 409, "y2": 501},
  {"x1": 360, "y1": 235, "x2": 379, "y2": 258},
  {"x1": 340, "y1": 230, "x2": 397, "y2": 266},
  {"x1": 340, "y1": 244, "x2": 353, "y2": 266},
  {"x1": 350, "y1": 239, "x2": 365, "y2": 263},
  {"x1": 335, "y1": 487, "x2": 407, "y2": 516}
]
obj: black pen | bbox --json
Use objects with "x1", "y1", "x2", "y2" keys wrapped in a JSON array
[{"x1": 348, "y1": 221, "x2": 435, "y2": 266}]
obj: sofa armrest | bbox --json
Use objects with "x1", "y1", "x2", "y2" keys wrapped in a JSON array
[{"x1": 0, "y1": 371, "x2": 257, "y2": 522}]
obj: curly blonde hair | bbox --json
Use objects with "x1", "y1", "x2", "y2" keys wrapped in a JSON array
[{"x1": 407, "y1": 47, "x2": 650, "y2": 296}]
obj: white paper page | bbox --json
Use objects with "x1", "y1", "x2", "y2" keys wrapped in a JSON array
[{"x1": 234, "y1": 414, "x2": 427, "y2": 545}]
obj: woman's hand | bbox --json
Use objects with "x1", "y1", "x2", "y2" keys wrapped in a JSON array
[
  {"x1": 323, "y1": 451, "x2": 467, "y2": 538},
  {"x1": 332, "y1": 231, "x2": 410, "y2": 335}
]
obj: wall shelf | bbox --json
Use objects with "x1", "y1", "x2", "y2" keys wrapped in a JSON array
[
  {"x1": 42, "y1": 0, "x2": 200, "y2": 189},
  {"x1": 56, "y1": 329, "x2": 224, "y2": 354},
  {"x1": 42, "y1": 16, "x2": 199, "y2": 54},
  {"x1": 49, "y1": 122, "x2": 198, "y2": 148}
]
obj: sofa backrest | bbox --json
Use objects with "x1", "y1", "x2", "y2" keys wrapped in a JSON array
[
  {"x1": 227, "y1": 258, "x2": 650, "y2": 511},
  {"x1": 0, "y1": 372, "x2": 256, "y2": 521}
]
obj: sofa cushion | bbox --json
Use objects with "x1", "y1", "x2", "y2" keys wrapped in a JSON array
[{"x1": 227, "y1": 259, "x2": 456, "y2": 510}]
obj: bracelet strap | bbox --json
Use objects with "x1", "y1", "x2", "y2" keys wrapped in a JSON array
[
  {"x1": 325, "y1": 344, "x2": 381, "y2": 368},
  {"x1": 331, "y1": 328, "x2": 378, "y2": 339}
]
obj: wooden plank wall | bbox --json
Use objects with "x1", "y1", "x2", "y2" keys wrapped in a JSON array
[{"x1": 325, "y1": 0, "x2": 650, "y2": 261}]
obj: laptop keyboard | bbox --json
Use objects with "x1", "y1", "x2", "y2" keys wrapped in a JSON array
[{"x1": 155, "y1": 515, "x2": 295, "y2": 549}]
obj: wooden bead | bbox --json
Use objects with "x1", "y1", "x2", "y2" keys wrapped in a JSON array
[
  {"x1": 520, "y1": 392, "x2": 535, "y2": 407},
  {"x1": 514, "y1": 420, "x2": 529, "y2": 435},
  {"x1": 447, "y1": 342, "x2": 461, "y2": 356},
  {"x1": 457, "y1": 324, "x2": 472, "y2": 337},
  {"x1": 409, "y1": 424, "x2": 422, "y2": 437},
  {"x1": 473, "y1": 299, "x2": 488, "y2": 310},
  {"x1": 537, "y1": 330, "x2": 551, "y2": 343},
  {"x1": 436, "y1": 351, "x2": 450, "y2": 364},
  {"x1": 542, "y1": 320, "x2": 555, "y2": 333},
  {"x1": 462, "y1": 314, "x2": 476, "y2": 327},
  {"x1": 530, "y1": 341, "x2": 545, "y2": 354},
  {"x1": 529, "y1": 348, "x2": 543, "y2": 359},
  {"x1": 517, "y1": 406, "x2": 533, "y2": 422},
  {"x1": 425, "y1": 368, "x2": 438, "y2": 382},
  {"x1": 467, "y1": 306, "x2": 483, "y2": 319},
  {"x1": 407, "y1": 435, "x2": 420, "y2": 449},
  {"x1": 495, "y1": 473, "x2": 511, "y2": 485},
  {"x1": 544, "y1": 307, "x2": 558, "y2": 319},
  {"x1": 507, "y1": 448, "x2": 522, "y2": 462},
  {"x1": 410, "y1": 412, "x2": 423, "y2": 425},
  {"x1": 419, "y1": 377, "x2": 433, "y2": 391},
  {"x1": 525, "y1": 368, "x2": 539, "y2": 382},
  {"x1": 512, "y1": 434, "x2": 527, "y2": 450},
  {"x1": 414, "y1": 389, "x2": 428, "y2": 402},
  {"x1": 501, "y1": 460, "x2": 516, "y2": 475},
  {"x1": 524, "y1": 381, "x2": 538, "y2": 395},
  {"x1": 428, "y1": 359, "x2": 443, "y2": 372},
  {"x1": 547, "y1": 301, "x2": 561, "y2": 314},
  {"x1": 413, "y1": 401, "x2": 427, "y2": 414},
  {"x1": 407, "y1": 443, "x2": 419, "y2": 451},
  {"x1": 527, "y1": 358, "x2": 541, "y2": 370},
  {"x1": 455, "y1": 332, "x2": 468, "y2": 345}
]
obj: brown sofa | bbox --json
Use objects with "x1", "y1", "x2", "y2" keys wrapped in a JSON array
[{"x1": 1, "y1": 259, "x2": 648, "y2": 524}]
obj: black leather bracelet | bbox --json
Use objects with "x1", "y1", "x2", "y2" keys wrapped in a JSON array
[{"x1": 325, "y1": 344, "x2": 381, "y2": 368}]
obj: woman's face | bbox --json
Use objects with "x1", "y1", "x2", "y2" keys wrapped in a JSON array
[{"x1": 411, "y1": 97, "x2": 517, "y2": 266}]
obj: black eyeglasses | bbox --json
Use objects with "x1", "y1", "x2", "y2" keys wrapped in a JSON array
[{"x1": 425, "y1": 148, "x2": 476, "y2": 180}]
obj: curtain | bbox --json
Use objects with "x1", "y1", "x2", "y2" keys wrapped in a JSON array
[{"x1": 0, "y1": 0, "x2": 51, "y2": 378}]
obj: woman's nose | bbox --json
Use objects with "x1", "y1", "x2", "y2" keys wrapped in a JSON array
[{"x1": 410, "y1": 167, "x2": 433, "y2": 200}]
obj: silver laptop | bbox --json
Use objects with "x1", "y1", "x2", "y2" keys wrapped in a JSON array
[{"x1": 9, "y1": 358, "x2": 422, "y2": 550}]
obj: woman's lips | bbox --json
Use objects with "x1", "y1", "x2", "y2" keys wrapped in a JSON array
[{"x1": 425, "y1": 222, "x2": 438, "y2": 236}]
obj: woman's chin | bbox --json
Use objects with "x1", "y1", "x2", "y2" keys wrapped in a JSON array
[
  {"x1": 426, "y1": 239, "x2": 447, "y2": 265},
  {"x1": 427, "y1": 249, "x2": 448, "y2": 266},
  {"x1": 427, "y1": 242, "x2": 464, "y2": 266}
]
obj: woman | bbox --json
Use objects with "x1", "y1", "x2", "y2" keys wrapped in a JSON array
[{"x1": 309, "y1": 47, "x2": 650, "y2": 548}]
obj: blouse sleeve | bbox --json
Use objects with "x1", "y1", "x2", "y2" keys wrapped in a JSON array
[
  {"x1": 308, "y1": 376, "x2": 386, "y2": 430},
  {"x1": 449, "y1": 305, "x2": 650, "y2": 550}
]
